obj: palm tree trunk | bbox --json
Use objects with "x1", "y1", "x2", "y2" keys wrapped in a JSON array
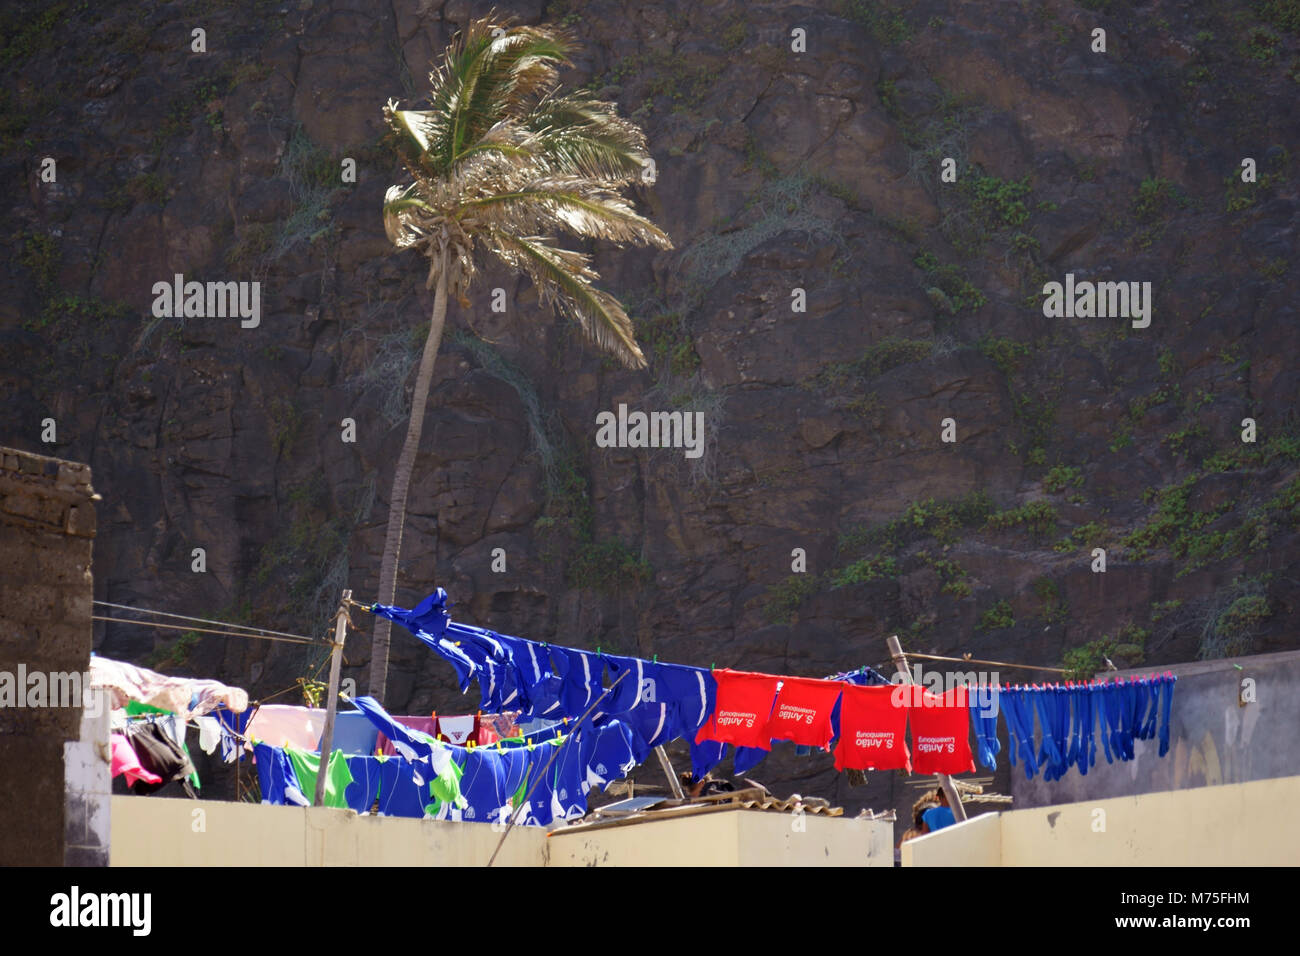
[{"x1": 369, "y1": 246, "x2": 450, "y2": 701}]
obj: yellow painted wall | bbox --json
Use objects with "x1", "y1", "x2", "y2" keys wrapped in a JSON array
[
  {"x1": 546, "y1": 809, "x2": 893, "y2": 867},
  {"x1": 904, "y1": 775, "x2": 1300, "y2": 866},
  {"x1": 110, "y1": 797, "x2": 547, "y2": 867},
  {"x1": 112, "y1": 798, "x2": 892, "y2": 867}
]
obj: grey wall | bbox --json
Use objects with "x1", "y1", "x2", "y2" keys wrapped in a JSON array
[
  {"x1": 0, "y1": 447, "x2": 98, "y2": 865},
  {"x1": 1011, "y1": 650, "x2": 1300, "y2": 809}
]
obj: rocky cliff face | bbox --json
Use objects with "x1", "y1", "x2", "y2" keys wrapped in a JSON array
[{"x1": 3, "y1": 0, "x2": 1298, "y2": 814}]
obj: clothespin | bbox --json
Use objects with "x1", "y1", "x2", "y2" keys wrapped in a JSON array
[
  {"x1": 596, "y1": 646, "x2": 601, "y2": 655},
  {"x1": 711, "y1": 662, "x2": 715, "y2": 671},
  {"x1": 653, "y1": 654, "x2": 658, "y2": 663}
]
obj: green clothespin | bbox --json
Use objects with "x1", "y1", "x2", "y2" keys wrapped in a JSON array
[{"x1": 653, "y1": 654, "x2": 658, "y2": 663}]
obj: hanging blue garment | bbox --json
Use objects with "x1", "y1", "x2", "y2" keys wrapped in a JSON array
[
  {"x1": 552, "y1": 646, "x2": 606, "y2": 716},
  {"x1": 1138, "y1": 678, "x2": 1159, "y2": 740},
  {"x1": 254, "y1": 743, "x2": 309, "y2": 806},
  {"x1": 349, "y1": 697, "x2": 438, "y2": 760},
  {"x1": 496, "y1": 634, "x2": 565, "y2": 718},
  {"x1": 1065, "y1": 686, "x2": 1080, "y2": 770},
  {"x1": 373, "y1": 757, "x2": 428, "y2": 818},
  {"x1": 1000, "y1": 687, "x2": 1040, "y2": 779},
  {"x1": 429, "y1": 636, "x2": 481, "y2": 694},
  {"x1": 1034, "y1": 689, "x2": 1058, "y2": 781},
  {"x1": 449, "y1": 625, "x2": 526, "y2": 712},
  {"x1": 1099, "y1": 682, "x2": 1122, "y2": 761},
  {"x1": 370, "y1": 587, "x2": 453, "y2": 637},
  {"x1": 1070, "y1": 685, "x2": 1094, "y2": 776},
  {"x1": 617, "y1": 701, "x2": 675, "y2": 763},
  {"x1": 585, "y1": 721, "x2": 637, "y2": 791},
  {"x1": 456, "y1": 747, "x2": 507, "y2": 824},
  {"x1": 733, "y1": 746, "x2": 768, "y2": 776},
  {"x1": 1096, "y1": 682, "x2": 1117, "y2": 763},
  {"x1": 969, "y1": 685, "x2": 1000, "y2": 771},
  {"x1": 599, "y1": 654, "x2": 647, "y2": 714},
  {"x1": 458, "y1": 743, "x2": 531, "y2": 823},
  {"x1": 1158, "y1": 675, "x2": 1176, "y2": 757},
  {"x1": 828, "y1": 666, "x2": 893, "y2": 687},
  {"x1": 1032, "y1": 688, "x2": 1067, "y2": 781},
  {"x1": 690, "y1": 738, "x2": 729, "y2": 779},
  {"x1": 1119, "y1": 681, "x2": 1139, "y2": 760},
  {"x1": 642, "y1": 662, "x2": 715, "y2": 739},
  {"x1": 1130, "y1": 679, "x2": 1149, "y2": 745},
  {"x1": 515, "y1": 740, "x2": 564, "y2": 827},
  {"x1": 548, "y1": 733, "x2": 591, "y2": 822},
  {"x1": 214, "y1": 705, "x2": 250, "y2": 763},
  {"x1": 1050, "y1": 686, "x2": 1072, "y2": 780},
  {"x1": 342, "y1": 755, "x2": 384, "y2": 813}
]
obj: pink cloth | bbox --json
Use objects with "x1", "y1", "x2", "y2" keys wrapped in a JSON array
[
  {"x1": 110, "y1": 733, "x2": 162, "y2": 786},
  {"x1": 245, "y1": 705, "x2": 326, "y2": 750}
]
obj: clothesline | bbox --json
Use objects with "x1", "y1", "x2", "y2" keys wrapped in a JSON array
[
  {"x1": 364, "y1": 591, "x2": 1180, "y2": 790},
  {"x1": 92, "y1": 615, "x2": 321, "y2": 646},
  {"x1": 896, "y1": 652, "x2": 1068, "y2": 674},
  {"x1": 94, "y1": 600, "x2": 318, "y2": 642}
]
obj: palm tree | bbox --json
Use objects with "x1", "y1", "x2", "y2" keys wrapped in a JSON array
[{"x1": 369, "y1": 15, "x2": 672, "y2": 700}]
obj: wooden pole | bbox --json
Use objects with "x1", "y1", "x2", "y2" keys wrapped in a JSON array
[
  {"x1": 655, "y1": 745, "x2": 686, "y2": 800},
  {"x1": 314, "y1": 588, "x2": 350, "y2": 807},
  {"x1": 886, "y1": 634, "x2": 966, "y2": 823}
]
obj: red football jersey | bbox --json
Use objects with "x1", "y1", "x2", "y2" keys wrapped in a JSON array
[
  {"x1": 909, "y1": 686, "x2": 975, "y2": 774},
  {"x1": 695, "y1": 669, "x2": 781, "y2": 750},
  {"x1": 766, "y1": 676, "x2": 843, "y2": 748},
  {"x1": 833, "y1": 684, "x2": 910, "y2": 771}
]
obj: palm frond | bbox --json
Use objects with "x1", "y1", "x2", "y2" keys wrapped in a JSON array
[
  {"x1": 382, "y1": 184, "x2": 437, "y2": 247},
  {"x1": 429, "y1": 19, "x2": 574, "y2": 170},
  {"x1": 520, "y1": 93, "x2": 651, "y2": 182},
  {"x1": 460, "y1": 177, "x2": 672, "y2": 248},
  {"x1": 488, "y1": 231, "x2": 647, "y2": 369}
]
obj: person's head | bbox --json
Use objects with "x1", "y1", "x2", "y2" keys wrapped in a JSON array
[{"x1": 934, "y1": 786, "x2": 948, "y2": 807}]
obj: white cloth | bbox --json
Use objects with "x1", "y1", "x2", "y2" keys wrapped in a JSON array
[
  {"x1": 195, "y1": 715, "x2": 222, "y2": 755},
  {"x1": 438, "y1": 715, "x2": 475, "y2": 745},
  {"x1": 89, "y1": 656, "x2": 249, "y2": 720}
]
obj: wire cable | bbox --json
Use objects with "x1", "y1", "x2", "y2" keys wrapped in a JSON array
[
  {"x1": 91, "y1": 615, "x2": 321, "y2": 646},
  {"x1": 93, "y1": 600, "x2": 314, "y2": 641},
  {"x1": 876, "y1": 652, "x2": 1066, "y2": 674}
]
